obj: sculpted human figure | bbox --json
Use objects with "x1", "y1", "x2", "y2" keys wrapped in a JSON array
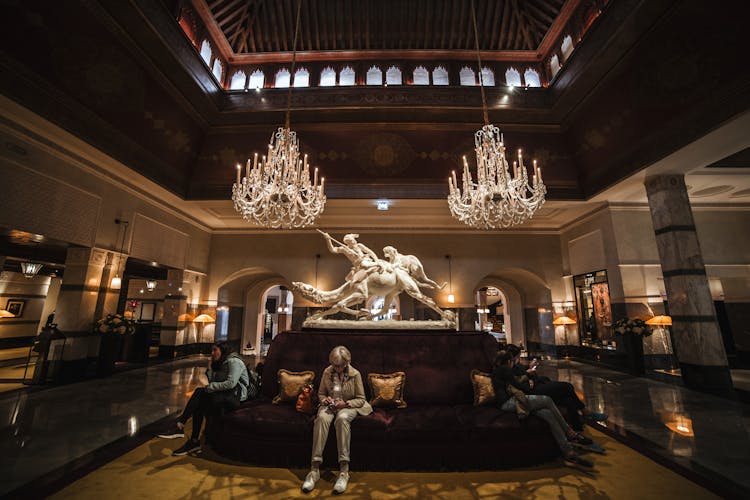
[
  {"x1": 320, "y1": 231, "x2": 384, "y2": 285},
  {"x1": 383, "y1": 246, "x2": 446, "y2": 290}
]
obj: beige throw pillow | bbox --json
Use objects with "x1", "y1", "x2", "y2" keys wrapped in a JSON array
[
  {"x1": 367, "y1": 372, "x2": 407, "y2": 409},
  {"x1": 273, "y1": 369, "x2": 315, "y2": 404},
  {"x1": 470, "y1": 369, "x2": 496, "y2": 406}
]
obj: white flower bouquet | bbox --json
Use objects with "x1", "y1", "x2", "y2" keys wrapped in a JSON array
[
  {"x1": 95, "y1": 313, "x2": 136, "y2": 335},
  {"x1": 613, "y1": 317, "x2": 653, "y2": 337}
]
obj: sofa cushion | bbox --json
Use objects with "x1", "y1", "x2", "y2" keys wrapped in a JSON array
[
  {"x1": 367, "y1": 371, "x2": 407, "y2": 408},
  {"x1": 470, "y1": 369, "x2": 496, "y2": 406},
  {"x1": 454, "y1": 404, "x2": 556, "y2": 443},
  {"x1": 387, "y1": 406, "x2": 466, "y2": 442},
  {"x1": 273, "y1": 369, "x2": 315, "y2": 404},
  {"x1": 223, "y1": 400, "x2": 314, "y2": 439}
]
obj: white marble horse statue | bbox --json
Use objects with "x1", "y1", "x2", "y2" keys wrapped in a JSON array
[{"x1": 292, "y1": 231, "x2": 454, "y2": 323}]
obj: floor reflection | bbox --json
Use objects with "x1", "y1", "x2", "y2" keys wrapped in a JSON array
[
  {"x1": 540, "y1": 359, "x2": 750, "y2": 494},
  {"x1": 0, "y1": 356, "x2": 208, "y2": 496}
]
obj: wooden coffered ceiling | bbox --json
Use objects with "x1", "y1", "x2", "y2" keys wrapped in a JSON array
[{"x1": 197, "y1": 0, "x2": 569, "y2": 57}]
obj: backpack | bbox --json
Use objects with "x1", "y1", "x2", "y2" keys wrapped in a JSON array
[{"x1": 247, "y1": 369, "x2": 261, "y2": 400}]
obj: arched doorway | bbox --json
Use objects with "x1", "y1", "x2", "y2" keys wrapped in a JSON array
[
  {"x1": 473, "y1": 279, "x2": 524, "y2": 346},
  {"x1": 215, "y1": 267, "x2": 291, "y2": 355},
  {"x1": 259, "y1": 285, "x2": 294, "y2": 353}
]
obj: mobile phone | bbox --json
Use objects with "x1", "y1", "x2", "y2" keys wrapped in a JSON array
[{"x1": 531, "y1": 365, "x2": 538, "y2": 371}]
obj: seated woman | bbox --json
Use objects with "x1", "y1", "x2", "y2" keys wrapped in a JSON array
[
  {"x1": 505, "y1": 344, "x2": 607, "y2": 432},
  {"x1": 158, "y1": 341, "x2": 250, "y2": 456},
  {"x1": 492, "y1": 350, "x2": 594, "y2": 469},
  {"x1": 302, "y1": 346, "x2": 372, "y2": 494}
]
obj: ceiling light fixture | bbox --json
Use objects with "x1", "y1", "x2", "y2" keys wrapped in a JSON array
[
  {"x1": 146, "y1": 279, "x2": 157, "y2": 292},
  {"x1": 20, "y1": 261, "x2": 43, "y2": 279},
  {"x1": 231, "y1": 0, "x2": 325, "y2": 228},
  {"x1": 447, "y1": 0, "x2": 546, "y2": 229}
]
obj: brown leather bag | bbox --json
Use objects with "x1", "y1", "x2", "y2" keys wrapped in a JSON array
[{"x1": 296, "y1": 384, "x2": 316, "y2": 414}]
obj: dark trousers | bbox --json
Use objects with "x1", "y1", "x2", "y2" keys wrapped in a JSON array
[
  {"x1": 531, "y1": 381, "x2": 586, "y2": 431},
  {"x1": 178, "y1": 387, "x2": 241, "y2": 440}
]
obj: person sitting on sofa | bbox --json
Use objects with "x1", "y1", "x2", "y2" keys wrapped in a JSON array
[
  {"x1": 492, "y1": 350, "x2": 594, "y2": 469},
  {"x1": 302, "y1": 345, "x2": 373, "y2": 494},
  {"x1": 158, "y1": 341, "x2": 250, "y2": 456},
  {"x1": 506, "y1": 344, "x2": 607, "y2": 431}
]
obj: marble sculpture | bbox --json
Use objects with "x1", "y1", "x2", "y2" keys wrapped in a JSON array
[{"x1": 293, "y1": 231, "x2": 456, "y2": 329}]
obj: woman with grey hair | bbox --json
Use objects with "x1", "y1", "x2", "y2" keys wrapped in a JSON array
[{"x1": 301, "y1": 345, "x2": 372, "y2": 494}]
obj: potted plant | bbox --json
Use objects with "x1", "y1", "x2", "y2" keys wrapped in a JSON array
[
  {"x1": 95, "y1": 313, "x2": 136, "y2": 376},
  {"x1": 613, "y1": 317, "x2": 652, "y2": 375}
]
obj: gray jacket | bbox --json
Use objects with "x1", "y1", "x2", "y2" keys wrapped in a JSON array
[{"x1": 206, "y1": 352, "x2": 250, "y2": 402}]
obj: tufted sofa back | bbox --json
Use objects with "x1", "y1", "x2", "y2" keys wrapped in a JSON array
[{"x1": 261, "y1": 330, "x2": 497, "y2": 405}]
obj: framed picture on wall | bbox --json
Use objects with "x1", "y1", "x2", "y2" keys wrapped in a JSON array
[
  {"x1": 139, "y1": 302, "x2": 156, "y2": 321},
  {"x1": 6, "y1": 300, "x2": 24, "y2": 318}
]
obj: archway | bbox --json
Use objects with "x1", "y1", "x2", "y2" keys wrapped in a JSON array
[
  {"x1": 473, "y1": 278, "x2": 524, "y2": 346},
  {"x1": 216, "y1": 267, "x2": 292, "y2": 354},
  {"x1": 475, "y1": 267, "x2": 554, "y2": 348}
]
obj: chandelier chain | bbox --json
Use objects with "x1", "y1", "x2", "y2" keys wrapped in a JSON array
[
  {"x1": 470, "y1": 0, "x2": 489, "y2": 126},
  {"x1": 285, "y1": 0, "x2": 303, "y2": 129}
]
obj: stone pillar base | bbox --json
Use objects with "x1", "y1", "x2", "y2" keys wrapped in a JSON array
[{"x1": 679, "y1": 362, "x2": 735, "y2": 397}]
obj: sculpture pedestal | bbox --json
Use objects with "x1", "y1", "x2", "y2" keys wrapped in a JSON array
[{"x1": 302, "y1": 318, "x2": 456, "y2": 330}]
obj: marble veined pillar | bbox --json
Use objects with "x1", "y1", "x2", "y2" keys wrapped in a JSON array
[
  {"x1": 160, "y1": 269, "x2": 187, "y2": 358},
  {"x1": 645, "y1": 174, "x2": 732, "y2": 393}
]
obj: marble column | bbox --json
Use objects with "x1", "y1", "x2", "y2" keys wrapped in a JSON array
[
  {"x1": 645, "y1": 174, "x2": 732, "y2": 393},
  {"x1": 54, "y1": 247, "x2": 109, "y2": 379},
  {"x1": 159, "y1": 269, "x2": 187, "y2": 358}
]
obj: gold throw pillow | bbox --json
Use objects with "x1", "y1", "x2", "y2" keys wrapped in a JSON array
[
  {"x1": 273, "y1": 369, "x2": 315, "y2": 404},
  {"x1": 367, "y1": 372, "x2": 407, "y2": 409},
  {"x1": 470, "y1": 369, "x2": 496, "y2": 406}
]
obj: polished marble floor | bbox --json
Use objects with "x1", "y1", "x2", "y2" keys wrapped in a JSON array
[
  {"x1": 0, "y1": 355, "x2": 747, "y2": 497},
  {"x1": 538, "y1": 359, "x2": 750, "y2": 495},
  {"x1": 0, "y1": 357, "x2": 208, "y2": 496}
]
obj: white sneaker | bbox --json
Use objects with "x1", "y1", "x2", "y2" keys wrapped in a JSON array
[
  {"x1": 333, "y1": 472, "x2": 349, "y2": 494},
  {"x1": 301, "y1": 470, "x2": 320, "y2": 493}
]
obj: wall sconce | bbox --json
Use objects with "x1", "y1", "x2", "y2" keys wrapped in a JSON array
[
  {"x1": 446, "y1": 255, "x2": 455, "y2": 303},
  {"x1": 276, "y1": 305, "x2": 290, "y2": 314},
  {"x1": 476, "y1": 307, "x2": 490, "y2": 314},
  {"x1": 146, "y1": 279, "x2": 157, "y2": 292},
  {"x1": 110, "y1": 218, "x2": 128, "y2": 289}
]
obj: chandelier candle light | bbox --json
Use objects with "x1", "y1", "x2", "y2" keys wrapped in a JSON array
[
  {"x1": 231, "y1": 0, "x2": 325, "y2": 229},
  {"x1": 447, "y1": 0, "x2": 546, "y2": 229}
]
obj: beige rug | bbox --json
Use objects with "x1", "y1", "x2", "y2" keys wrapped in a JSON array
[{"x1": 52, "y1": 427, "x2": 717, "y2": 499}]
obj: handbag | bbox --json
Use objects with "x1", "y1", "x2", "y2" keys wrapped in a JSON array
[{"x1": 296, "y1": 383, "x2": 317, "y2": 414}]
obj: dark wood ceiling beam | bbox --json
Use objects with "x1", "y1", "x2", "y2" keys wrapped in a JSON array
[
  {"x1": 303, "y1": 0, "x2": 312, "y2": 50},
  {"x1": 499, "y1": 0, "x2": 511, "y2": 49},
  {"x1": 260, "y1": 0, "x2": 274, "y2": 52},
  {"x1": 423, "y1": 0, "x2": 432, "y2": 50},
  {"x1": 227, "y1": 48, "x2": 542, "y2": 64},
  {"x1": 213, "y1": 0, "x2": 243, "y2": 24},
  {"x1": 312, "y1": 0, "x2": 320, "y2": 50},
  {"x1": 525, "y1": 1, "x2": 556, "y2": 26},
  {"x1": 489, "y1": 0, "x2": 502, "y2": 49},
  {"x1": 274, "y1": 0, "x2": 288, "y2": 51}
]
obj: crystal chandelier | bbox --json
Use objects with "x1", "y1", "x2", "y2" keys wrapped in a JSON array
[
  {"x1": 231, "y1": 0, "x2": 326, "y2": 229},
  {"x1": 447, "y1": 1, "x2": 546, "y2": 229}
]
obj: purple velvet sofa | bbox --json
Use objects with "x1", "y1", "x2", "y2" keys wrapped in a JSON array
[{"x1": 207, "y1": 330, "x2": 560, "y2": 469}]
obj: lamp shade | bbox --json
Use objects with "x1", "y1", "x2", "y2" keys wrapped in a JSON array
[
  {"x1": 177, "y1": 313, "x2": 195, "y2": 322},
  {"x1": 0, "y1": 309, "x2": 15, "y2": 318},
  {"x1": 553, "y1": 316, "x2": 577, "y2": 325},
  {"x1": 646, "y1": 315, "x2": 672, "y2": 326},
  {"x1": 193, "y1": 313, "x2": 215, "y2": 323}
]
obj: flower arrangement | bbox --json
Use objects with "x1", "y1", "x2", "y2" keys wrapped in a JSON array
[
  {"x1": 613, "y1": 317, "x2": 653, "y2": 337},
  {"x1": 95, "y1": 313, "x2": 136, "y2": 335}
]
